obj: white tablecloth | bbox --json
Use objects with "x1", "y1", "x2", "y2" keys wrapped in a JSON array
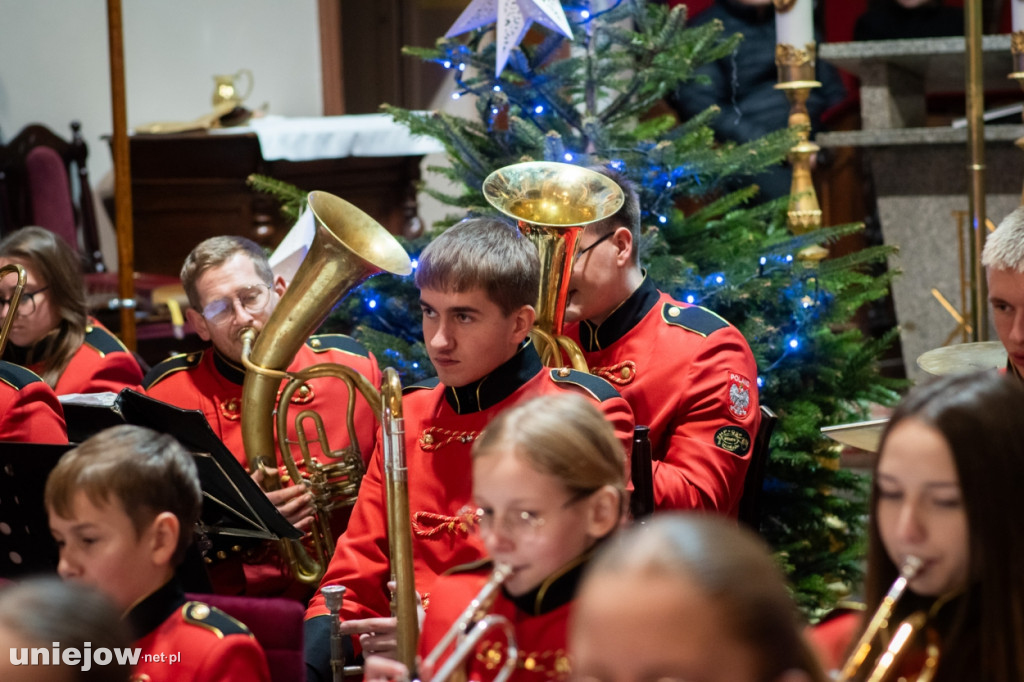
[{"x1": 208, "y1": 113, "x2": 445, "y2": 162}]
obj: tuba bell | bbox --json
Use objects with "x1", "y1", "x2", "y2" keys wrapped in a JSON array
[
  {"x1": 836, "y1": 555, "x2": 941, "y2": 682},
  {"x1": 482, "y1": 161, "x2": 624, "y2": 371},
  {"x1": 240, "y1": 190, "x2": 413, "y2": 586},
  {"x1": 0, "y1": 263, "x2": 27, "y2": 355}
]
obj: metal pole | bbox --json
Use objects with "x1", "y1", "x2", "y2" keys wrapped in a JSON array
[
  {"x1": 965, "y1": 0, "x2": 988, "y2": 341},
  {"x1": 106, "y1": 0, "x2": 137, "y2": 349}
]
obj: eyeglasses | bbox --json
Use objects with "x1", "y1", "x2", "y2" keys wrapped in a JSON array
[
  {"x1": 472, "y1": 489, "x2": 594, "y2": 539},
  {"x1": 0, "y1": 286, "x2": 49, "y2": 317},
  {"x1": 575, "y1": 231, "x2": 614, "y2": 262},
  {"x1": 201, "y1": 284, "x2": 271, "y2": 324}
]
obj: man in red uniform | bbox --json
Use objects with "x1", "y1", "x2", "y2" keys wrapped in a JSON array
[
  {"x1": 304, "y1": 218, "x2": 634, "y2": 682},
  {"x1": 46, "y1": 424, "x2": 270, "y2": 682},
  {"x1": 983, "y1": 207, "x2": 1024, "y2": 381},
  {"x1": 0, "y1": 360, "x2": 67, "y2": 443},
  {"x1": 144, "y1": 236, "x2": 381, "y2": 597},
  {"x1": 562, "y1": 168, "x2": 760, "y2": 514}
]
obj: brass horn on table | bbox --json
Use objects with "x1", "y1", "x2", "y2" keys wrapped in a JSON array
[
  {"x1": 240, "y1": 190, "x2": 414, "y2": 590},
  {"x1": 0, "y1": 263, "x2": 27, "y2": 355},
  {"x1": 483, "y1": 161, "x2": 625, "y2": 371},
  {"x1": 836, "y1": 555, "x2": 941, "y2": 682}
]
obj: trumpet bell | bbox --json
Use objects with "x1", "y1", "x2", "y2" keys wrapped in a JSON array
[{"x1": 482, "y1": 161, "x2": 624, "y2": 227}]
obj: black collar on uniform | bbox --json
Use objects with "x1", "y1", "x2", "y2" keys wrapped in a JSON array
[
  {"x1": 504, "y1": 542, "x2": 600, "y2": 616},
  {"x1": 443, "y1": 341, "x2": 541, "y2": 414},
  {"x1": 212, "y1": 348, "x2": 247, "y2": 385},
  {"x1": 577, "y1": 275, "x2": 659, "y2": 352},
  {"x1": 124, "y1": 578, "x2": 185, "y2": 639}
]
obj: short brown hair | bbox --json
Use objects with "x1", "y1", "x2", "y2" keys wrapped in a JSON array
[
  {"x1": 414, "y1": 217, "x2": 539, "y2": 315},
  {"x1": 180, "y1": 235, "x2": 274, "y2": 311},
  {"x1": 45, "y1": 424, "x2": 202, "y2": 566}
]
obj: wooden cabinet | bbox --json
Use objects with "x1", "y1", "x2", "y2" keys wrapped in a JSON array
[{"x1": 125, "y1": 131, "x2": 423, "y2": 277}]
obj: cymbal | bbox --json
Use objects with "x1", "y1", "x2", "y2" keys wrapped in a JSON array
[
  {"x1": 821, "y1": 418, "x2": 889, "y2": 453},
  {"x1": 916, "y1": 341, "x2": 1007, "y2": 376}
]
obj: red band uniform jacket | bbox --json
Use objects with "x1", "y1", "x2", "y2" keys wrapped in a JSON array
[
  {"x1": 0, "y1": 360, "x2": 67, "y2": 443},
  {"x1": 304, "y1": 343, "x2": 633, "y2": 676},
  {"x1": 127, "y1": 579, "x2": 270, "y2": 682},
  {"x1": 564, "y1": 277, "x2": 760, "y2": 514},
  {"x1": 143, "y1": 334, "x2": 382, "y2": 596},
  {"x1": 48, "y1": 319, "x2": 144, "y2": 394}
]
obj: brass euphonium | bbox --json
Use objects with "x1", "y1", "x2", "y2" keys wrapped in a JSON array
[
  {"x1": 240, "y1": 190, "x2": 413, "y2": 586},
  {"x1": 837, "y1": 555, "x2": 941, "y2": 682},
  {"x1": 483, "y1": 162, "x2": 625, "y2": 371},
  {"x1": 0, "y1": 263, "x2": 27, "y2": 355}
]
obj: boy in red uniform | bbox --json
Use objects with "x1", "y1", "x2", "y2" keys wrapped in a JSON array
[
  {"x1": 45, "y1": 424, "x2": 270, "y2": 682},
  {"x1": 144, "y1": 235, "x2": 381, "y2": 597},
  {"x1": 304, "y1": 217, "x2": 634, "y2": 682},
  {"x1": 0, "y1": 360, "x2": 67, "y2": 443},
  {"x1": 562, "y1": 168, "x2": 760, "y2": 514}
]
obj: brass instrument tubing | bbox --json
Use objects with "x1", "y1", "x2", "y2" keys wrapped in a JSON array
[
  {"x1": 837, "y1": 555, "x2": 923, "y2": 681},
  {"x1": 0, "y1": 264, "x2": 27, "y2": 356},
  {"x1": 427, "y1": 615, "x2": 519, "y2": 682}
]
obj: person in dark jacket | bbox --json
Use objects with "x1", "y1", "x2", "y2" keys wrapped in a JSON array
[{"x1": 669, "y1": 0, "x2": 846, "y2": 200}]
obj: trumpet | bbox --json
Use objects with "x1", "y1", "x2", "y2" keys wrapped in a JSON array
[
  {"x1": 837, "y1": 555, "x2": 941, "y2": 682},
  {"x1": 482, "y1": 162, "x2": 624, "y2": 371},
  {"x1": 0, "y1": 263, "x2": 27, "y2": 355},
  {"x1": 420, "y1": 563, "x2": 519, "y2": 682}
]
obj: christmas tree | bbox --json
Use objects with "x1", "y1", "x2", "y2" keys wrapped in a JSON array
[{"x1": 252, "y1": 0, "x2": 901, "y2": 615}]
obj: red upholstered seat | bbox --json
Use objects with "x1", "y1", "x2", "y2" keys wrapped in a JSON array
[{"x1": 185, "y1": 592, "x2": 305, "y2": 682}]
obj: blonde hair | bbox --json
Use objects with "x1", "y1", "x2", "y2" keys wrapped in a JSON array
[
  {"x1": 983, "y1": 207, "x2": 1024, "y2": 273},
  {"x1": 472, "y1": 393, "x2": 626, "y2": 499},
  {"x1": 45, "y1": 424, "x2": 202, "y2": 566}
]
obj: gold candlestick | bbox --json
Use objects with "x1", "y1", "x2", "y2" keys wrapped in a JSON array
[
  {"x1": 775, "y1": 42, "x2": 827, "y2": 261},
  {"x1": 1010, "y1": 30, "x2": 1024, "y2": 205}
]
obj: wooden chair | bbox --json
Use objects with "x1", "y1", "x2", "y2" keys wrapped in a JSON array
[{"x1": 0, "y1": 121, "x2": 105, "y2": 271}]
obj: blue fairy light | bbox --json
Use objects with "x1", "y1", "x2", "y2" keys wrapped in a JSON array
[
  {"x1": 658, "y1": 215, "x2": 667, "y2": 224},
  {"x1": 412, "y1": 362, "x2": 420, "y2": 370},
  {"x1": 451, "y1": 92, "x2": 462, "y2": 100},
  {"x1": 786, "y1": 254, "x2": 793, "y2": 263},
  {"x1": 458, "y1": 63, "x2": 467, "y2": 72},
  {"x1": 534, "y1": 104, "x2": 544, "y2": 114},
  {"x1": 714, "y1": 275, "x2": 724, "y2": 285},
  {"x1": 410, "y1": 259, "x2": 418, "y2": 270},
  {"x1": 756, "y1": 376, "x2": 765, "y2": 388},
  {"x1": 787, "y1": 337, "x2": 800, "y2": 350},
  {"x1": 581, "y1": 9, "x2": 590, "y2": 19},
  {"x1": 759, "y1": 256, "x2": 767, "y2": 266},
  {"x1": 563, "y1": 152, "x2": 574, "y2": 162},
  {"x1": 442, "y1": 60, "x2": 452, "y2": 69},
  {"x1": 685, "y1": 294, "x2": 696, "y2": 304},
  {"x1": 492, "y1": 84, "x2": 501, "y2": 92},
  {"x1": 367, "y1": 299, "x2": 378, "y2": 310}
]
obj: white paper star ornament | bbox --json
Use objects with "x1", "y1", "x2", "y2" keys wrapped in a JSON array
[{"x1": 446, "y1": 0, "x2": 574, "y2": 76}]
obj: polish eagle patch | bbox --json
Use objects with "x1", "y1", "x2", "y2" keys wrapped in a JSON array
[{"x1": 728, "y1": 373, "x2": 752, "y2": 419}]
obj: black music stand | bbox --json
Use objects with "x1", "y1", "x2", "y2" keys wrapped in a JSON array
[
  {"x1": 57, "y1": 389, "x2": 302, "y2": 563},
  {"x1": 0, "y1": 443, "x2": 72, "y2": 578}
]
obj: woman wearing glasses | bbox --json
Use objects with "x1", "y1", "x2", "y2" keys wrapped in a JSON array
[
  {"x1": 0, "y1": 226, "x2": 143, "y2": 395},
  {"x1": 363, "y1": 393, "x2": 625, "y2": 682}
]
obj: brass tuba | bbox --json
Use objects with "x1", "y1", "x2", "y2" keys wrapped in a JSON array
[
  {"x1": 483, "y1": 162, "x2": 624, "y2": 371},
  {"x1": 240, "y1": 190, "x2": 413, "y2": 586},
  {"x1": 837, "y1": 556, "x2": 941, "y2": 682},
  {"x1": 0, "y1": 264, "x2": 27, "y2": 355}
]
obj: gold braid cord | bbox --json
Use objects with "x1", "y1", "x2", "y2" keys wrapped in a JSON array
[{"x1": 418, "y1": 426, "x2": 480, "y2": 451}]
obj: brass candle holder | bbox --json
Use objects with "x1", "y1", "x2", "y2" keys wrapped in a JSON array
[
  {"x1": 1009, "y1": 30, "x2": 1024, "y2": 205},
  {"x1": 775, "y1": 42, "x2": 827, "y2": 261}
]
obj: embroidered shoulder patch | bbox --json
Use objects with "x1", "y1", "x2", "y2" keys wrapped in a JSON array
[
  {"x1": 307, "y1": 333, "x2": 371, "y2": 358},
  {"x1": 84, "y1": 324, "x2": 131, "y2": 356},
  {"x1": 548, "y1": 368, "x2": 621, "y2": 402},
  {"x1": 661, "y1": 303, "x2": 729, "y2": 337},
  {"x1": 182, "y1": 601, "x2": 253, "y2": 638},
  {"x1": 727, "y1": 372, "x2": 752, "y2": 419},
  {"x1": 714, "y1": 426, "x2": 751, "y2": 455}
]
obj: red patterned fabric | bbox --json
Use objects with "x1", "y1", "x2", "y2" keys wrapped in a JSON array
[{"x1": 25, "y1": 146, "x2": 78, "y2": 250}]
